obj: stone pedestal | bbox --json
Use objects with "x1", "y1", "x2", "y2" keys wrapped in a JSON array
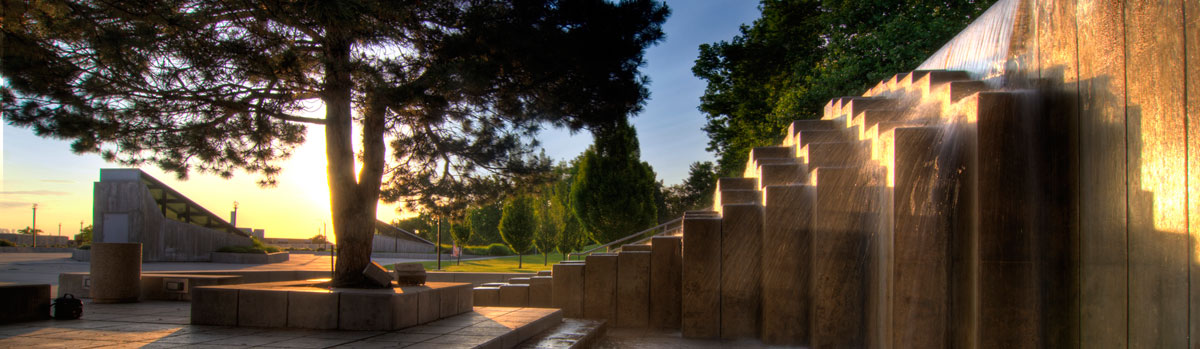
[
  {"x1": 649, "y1": 236, "x2": 682, "y2": 329},
  {"x1": 720, "y1": 203, "x2": 763, "y2": 339},
  {"x1": 552, "y1": 263, "x2": 585, "y2": 317},
  {"x1": 499, "y1": 284, "x2": 530, "y2": 307},
  {"x1": 615, "y1": 251, "x2": 651, "y2": 327},
  {"x1": 584, "y1": 254, "x2": 618, "y2": 321},
  {"x1": 529, "y1": 276, "x2": 553, "y2": 308},
  {"x1": 474, "y1": 287, "x2": 500, "y2": 307},
  {"x1": 90, "y1": 242, "x2": 141, "y2": 303},
  {"x1": 0, "y1": 284, "x2": 50, "y2": 324},
  {"x1": 682, "y1": 212, "x2": 722, "y2": 338},
  {"x1": 761, "y1": 185, "x2": 816, "y2": 345}
]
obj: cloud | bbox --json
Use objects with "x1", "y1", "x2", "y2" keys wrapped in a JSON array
[
  {"x1": 0, "y1": 202, "x2": 30, "y2": 209},
  {"x1": 1, "y1": 190, "x2": 71, "y2": 196},
  {"x1": 40, "y1": 179, "x2": 74, "y2": 184}
]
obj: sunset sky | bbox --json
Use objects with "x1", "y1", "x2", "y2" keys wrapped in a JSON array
[{"x1": 0, "y1": 1, "x2": 762, "y2": 240}]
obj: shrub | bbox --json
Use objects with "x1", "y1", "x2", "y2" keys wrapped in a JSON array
[
  {"x1": 486, "y1": 243, "x2": 513, "y2": 256},
  {"x1": 0, "y1": 239, "x2": 14, "y2": 247},
  {"x1": 77, "y1": 244, "x2": 91, "y2": 250}
]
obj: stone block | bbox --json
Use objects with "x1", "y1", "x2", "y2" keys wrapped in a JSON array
[
  {"x1": 528, "y1": 276, "x2": 554, "y2": 308},
  {"x1": 762, "y1": 185, "x2": 815, "y2": 345},
  {"x1": 393, "y1": 262, "x2": 427, "y2": 285},
  {"x1": 720, "y1": 203, "x2": 763, "y2": 339},
  {"x1": 391, "y1": 287, "x2": 421, "y2": 329},
  {"x1": 891, "y1": 127, "x2": 951, "y2": 348},
  {"x1": 90, "y1": 242, "x2": 141, "y2": 303},
  {"x1": 621, "y1": 244, "x2": 652, "y2": 252},
  {"x1": 239, "y1": 288, "x2": 288, "y2": 328},
  {"x1": 615, "y1": 251, "x2": 651, "y2": 328},
  {"x1": 584, "y1": 254, "x2": 618, "y2": 321},
  {"x1": 474, "y1": 287, "x2": 500, "y2": 307},
  {"x1": 456, "y1": 284, "x2": 474, "y2": 314},
  {"x1": 439, "y1": 285, "x2": 469, "y2": 317},
  {"x1": 418, "y1": 285, "x2": 441, "y2": 324},
  {"x1": 191, "y1": 286, "x2": 238, "y2": 326},
  {"x1": 339, "y1": 290, "x2": 394, "y2": 330},
  {"x1": 363, "y1": 261, "x2": 393, "y2": 288},
  {"x1": 682, "y1": 212, "x2": 722, "y2": 339},
  {"x1": 499, "y1": 284, "x2": 531, "y2": 307},
  {"x1": 649, "y1": 236, "x2": 682, "y2": 329},
  {"x1": 287, "y1": 289, "x2": 338, "y2": 329},
  {"x1": 811, "y1": 167, "x2": 879, "y2": 348},
  {"x1": 509, "y1": 277, "x2": 532, "y2": 284},
  {"x1": 536, "y1": 270, "x2": 553, "y2": 276},
  {"x1": 552, "y1": 263, "x2": 585, "y2": 317},
  {"x1": 0, "y1": 284, "x2": 50, "y2": 323}
]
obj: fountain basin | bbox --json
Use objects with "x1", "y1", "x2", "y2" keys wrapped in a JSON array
[{"x1": 191, "y1": 279, "x2": 473, "y2": 330}]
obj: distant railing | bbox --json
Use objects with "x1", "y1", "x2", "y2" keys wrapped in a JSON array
[{"x1": 566, "y1": 216, "x2": 684, "y2": 260}]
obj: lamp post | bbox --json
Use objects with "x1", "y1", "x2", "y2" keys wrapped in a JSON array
[
  {"x1": 31, "y1": 204, "x2": 37, "y2": 247},
  {"x1": 231, "y1": 201, "x2": 239, "y2": 227}
]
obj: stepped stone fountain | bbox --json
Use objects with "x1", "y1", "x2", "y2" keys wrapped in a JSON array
[{"x1": 511, "y1": 0, "x2": 1199, "y2": 347}]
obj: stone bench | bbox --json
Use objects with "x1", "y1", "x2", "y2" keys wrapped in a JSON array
[
  {"x1": 139, "y1": 274, "x2": 243, "y2": 301},
  {"x1": 0, "y1": 283, "x2": 51, "y2": 324}
]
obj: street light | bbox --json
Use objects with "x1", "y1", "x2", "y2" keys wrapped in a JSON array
[{"x1": 31, "y1": 203, "x2": 38, "y2": 247}]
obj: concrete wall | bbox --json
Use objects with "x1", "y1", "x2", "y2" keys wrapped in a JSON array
[
  {"x1": 917, "y1": 0, "x2": 1197, "y2": 346},
  {"x1": 94, "y1": 174, "x2": 252, "y2": 262},
  {"x1": 0, "y1": 233, "x2": 70, "y2": 247},
  {"x1": 372, "y1": 234, "x2": 436, "y2": 253}
]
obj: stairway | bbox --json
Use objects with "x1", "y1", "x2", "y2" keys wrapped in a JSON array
[{"x1": 477, "y1": 69, "x2": 1061, "y2": 348}]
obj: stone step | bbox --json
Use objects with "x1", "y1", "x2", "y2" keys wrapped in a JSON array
[
  {"x1": 910, "y1": 70, "x2": 972, "y2": 97},
  {"x1": 716, "y1": 177, "x2": 758, "y2": 191},
  {"x1": 793, "y1": 129, "x2": 857, "y2": 148},
  {"x1": 552, "y1": 263, "x2": 586, "y2": 318},
  {"x1": 621, "y1": 244, "x2": 652, "y2": 252},
  {"x1": 474, "y1": 286, "x2": 501, "y2": 307},
  {"x1": 784, "y1": 120, "x2": 842, "y2": 146},
  {"x1": 649, "y1": 236, "x2": 682, "y2": 329},
  {"x1": 499, "y1": 284, "x2": 531, "y2": 307},
  {"x1": 529, "y1": 276, "x2": 554, "y2": 308},
  {"x1": 680, "y1": 212, "x2": 722, "y2": 339},
  {"x1": 798, "y1": 141, "x2": 870, "y2": 169},
  {"x1": 743, "y1": 157, "x2": 796, "y2": 178},
  {"x1": 714, "y1": 189, "x2": 761, "y2": 208},
  {"x1": 583, "y1": 254, "x2": 618, "y2": 322},
  {"x1": 758, "y1": 163, "x2": 809, "y2": 188}
]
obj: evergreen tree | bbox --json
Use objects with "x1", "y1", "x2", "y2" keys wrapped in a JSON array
[
  {"x1": 499, "y1": 195, "x2": 536, "y2": 269},
  {"x1": 3, "y1": 0, "x2": 668, "y2": 286},
  {"x1": 570, "y1": 122, "x2": 658, "y2": 244}
]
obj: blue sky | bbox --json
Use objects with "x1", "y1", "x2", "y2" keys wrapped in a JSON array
[{"x1": 0, "y1": 0, "x2": 762, "y2": 239}]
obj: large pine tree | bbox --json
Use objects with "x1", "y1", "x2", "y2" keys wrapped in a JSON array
[{"x1": 2, "y1": 0, "x2": 668, "y2": 286}]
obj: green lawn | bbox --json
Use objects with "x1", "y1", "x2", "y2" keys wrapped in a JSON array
[{"x1": 413, "y1": 252, "x2": 570, "y2": 273}]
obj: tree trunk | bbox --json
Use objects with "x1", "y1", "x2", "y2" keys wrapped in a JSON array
[
  {"x1": 518, "y1": 253, "x2": 523, "y2": 269},
  {"x1": 323, "y1": 35, "x2": 388, "y2": 288}
]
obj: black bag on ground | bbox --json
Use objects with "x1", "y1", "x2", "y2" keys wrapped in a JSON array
[{"x1": 52, "y1": 293, "x2": 83, "y2": 320}]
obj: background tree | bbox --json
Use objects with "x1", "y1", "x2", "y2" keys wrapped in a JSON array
[
  {"x1": 450, "y1": 219, "x2": 471, "y2": 265},
  {"x1": 75, "y1": 225, "x2": 93, "y2": 246},
  {"x1": 694, "y1": 0, "x2": 991, "y2": 176},
  {"x1": 467, "y1": 203, "x2": 503, "y2": 245},
  {"x1": 393, "y1": 215, "x2": 435, "y2": 242},
  {"x1": 310, "y1": 234, "x2": 328, "y2": 245},
  {"x1": 3, "y1": 0, "x2": 668, "y2": 287},
  {"x1": 17, "y1": 227, "x2": 42, "y2": 235},
  {"x1": 660, "y1": 161, "x2": 719, "y2": 219},
  {"x1": 571, "y1": 121, "x2": 658, "y2": 244},
  {"x1": 499, "y1": 195, "x2": 537, "y2": 269}
]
